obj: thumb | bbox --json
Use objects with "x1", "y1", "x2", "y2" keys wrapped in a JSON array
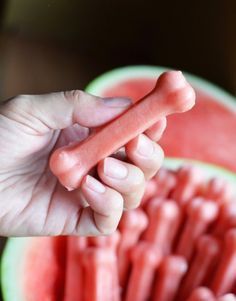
[
  {"x1": 3, "y1": 91, "x2": 131, "y2": 133},
  {"x1": 63, "y1": 90, "x2": 132, "y2": 128}
]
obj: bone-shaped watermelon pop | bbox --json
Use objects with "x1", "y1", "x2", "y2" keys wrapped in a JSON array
[{"x1": 50, "y1": 71, "x2": 196, "y2": 190}]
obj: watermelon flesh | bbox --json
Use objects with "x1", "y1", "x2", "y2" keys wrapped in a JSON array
[
  {"x1": 2, "y1": 159, "x2": 236, "y2": 301},
  {"x1": 23, "y1": 237, "x2": 67, "y2": 301},
  {"x1": 101, "y1": 77, "x2": 236, "y2": 172}
]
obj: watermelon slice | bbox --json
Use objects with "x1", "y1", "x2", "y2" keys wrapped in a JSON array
[
  {"x1": 86, "y1": 65, "x2": 236, "y2": 172},
  {"x1": 1, "y1": 158, "x2": 236, "y2": 301},
  {"x1": 1, "y1": 236, "x2": 67, "y2": 301}
]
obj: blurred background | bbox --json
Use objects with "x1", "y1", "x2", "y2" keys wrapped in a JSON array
[
  {"x1": 0, "y1": 0, "x2": 236, "y2": 101},
  {"x1": 0, "y1": 0, "x2": 235, "y2": 298}
]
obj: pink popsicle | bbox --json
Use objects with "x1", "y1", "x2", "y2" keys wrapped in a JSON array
[
  {"x1": 88, "y1": 230, "x2": 120, "y2": 251},
  {"x1": 186, "y1": 287, "x2": 216, "y2": 301},
  {"x1": 144, "y1": 199, "x2": 181, "y2": 254},
  {"x1": 63, "y1": 236, "x2": 87, "y2": 301},
  {"x1": 50, "y1": 71, "x2": 195, "y2": 190},
  {"x1": 211, "y1": 229, "x2": 236, "y2": 296},
  {"x1": 203, "y1": 178, "x2": 233, "y2": 204},
  {"x1": 212, "y1": 201, "x2": 236, "y2": 238},
  {"x1": 152, "y1": 255, "x2": 188, "y2": 301},
  {"x1": 175, "y1": 197, "x2": 219, "y2": 260},
  {"x1": 118, "y1": 209, "x2": 148, "y2": 287},
  {"x1": 217, "y1": 294, "x2": 236, "y2": 301},
  {"x1": 178, "y1": 235, "x2": 220, "y2": 300},
  {"x1": 83, "y1": 248, "x2": 120, "y2": 301},
  {"x1": 171, "y1": 165, "x2": 203, "y2": 207},
  {"x1": 125, "y1": 242, "x2": 162, "y2": 301},
  {"x1": 141, "y1": 179, "x2": 158, "y2": 206},
  {"x1": 154, "y1": 168, "x2": 177, "y2": 198}
]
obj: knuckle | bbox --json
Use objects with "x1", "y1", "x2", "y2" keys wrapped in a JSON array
[
  {"x1": 1, "y1": 95, "x2": 38, "y2": 121},
  {"x1": 13, "y1": 94, "x2": 31, "y2": 106},
  {"x1": 4, "y1": 95, "x2": 31, "y2": 111},
  {"x1": 63, "y1": 90, "x2": 83, "y2": 102}
]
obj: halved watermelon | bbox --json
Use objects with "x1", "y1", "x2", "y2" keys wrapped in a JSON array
[
  {"x1": 1, "y1": 158, "x2": 236, "y2": 301},
  {"x1": 86, "y1": 65, "x2": 236, "y2": 172}
]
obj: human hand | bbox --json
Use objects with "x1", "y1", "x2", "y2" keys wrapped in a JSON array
[{"x1": 0, "y1": 90, "x2": 165, "y2": 236}]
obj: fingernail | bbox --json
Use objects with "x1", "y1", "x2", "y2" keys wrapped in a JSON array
[
  {"x1": 104, "y1": 157, "x2": 128, "y2": 179},
  {"x1": 103, "y1": 97, "x2": 132, "y2": 107},
  {"x1": 137, "y1": 134, "x2": 154, "y2": 157},
  {"x1": 85, "y1": 175, "x2": 106, "y2": 193}
]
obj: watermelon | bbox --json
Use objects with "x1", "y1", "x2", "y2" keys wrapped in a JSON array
[
  {"x1": 1, "y1": 158, "x2": 236, "y2": 301},
  {"x1": 86, "y1": 65, "x2": 236, "y2": 172},
  {"x1": 1, "y1": 236, "x2": 67, "y2": 301}
]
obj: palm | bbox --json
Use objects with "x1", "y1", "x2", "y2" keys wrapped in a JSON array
[{"x1": 0, "y1": 121, "x2": 89, "y2": 236}]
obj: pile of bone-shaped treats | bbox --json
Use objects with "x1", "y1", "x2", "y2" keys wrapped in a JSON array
[{"x1": 65, "y1": 164, "x2": 236, "y2": 301}]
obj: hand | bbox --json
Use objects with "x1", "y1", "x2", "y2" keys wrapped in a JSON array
[{"x1": 0, "y1": 90, "x2": 165, "y2": 236}]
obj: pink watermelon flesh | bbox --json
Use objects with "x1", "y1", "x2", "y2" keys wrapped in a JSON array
[
  {"x1": 103, "y1": 78, "x2": 236, "y2": 172},
  {"x1": 23, "y1": 237, "x2": 66, "y2": 301}
]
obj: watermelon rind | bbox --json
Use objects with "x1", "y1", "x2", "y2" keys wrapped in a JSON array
[
  {"x1": 86, "y1": 65, "x2": 236, "y2": 111},
  {"x1": 164, "y1": 158, "x2": 236, "y2": 192},
  {"x1": 1, "y1": 237, "x2": 30, "y2": 301},
  {"x1": 1, "y1": 158, "x2": 236, "y2": 301}
]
